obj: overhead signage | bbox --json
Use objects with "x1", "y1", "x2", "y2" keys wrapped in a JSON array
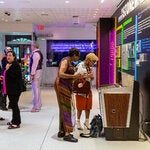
[{"x1": 118, "y1": 0, "x2": 146, "y2": 23}]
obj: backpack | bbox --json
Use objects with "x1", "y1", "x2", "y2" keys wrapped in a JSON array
[{"x1": 80, "y1": 114, "x2": 103, "y2": 138}]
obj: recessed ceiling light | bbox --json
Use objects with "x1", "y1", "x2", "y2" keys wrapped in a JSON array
[
  {"x1": 101, "y1": 0, "x2": 104, "y2": 3},
  {"x1": 21, "y1": 0, "x2": 30, "y2": 3},
  {"x1": 65, "y1": 1, "x2": 70, "y2": 4},
  {"x1": 0, "y1": 1, "x2": 4, "y2": 3}
]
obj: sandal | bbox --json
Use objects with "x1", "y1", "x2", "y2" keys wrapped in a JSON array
[
  {"x1": 7, "y1": 122, "x2": 12, "y2": 125},
  {"x1": 8, "y1": 124, "x2": 20, "y2": 129}
]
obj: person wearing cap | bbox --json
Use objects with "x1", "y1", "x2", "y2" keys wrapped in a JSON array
[{"x1": 74, "y1": 52, "x2": 99, "y2": 130}]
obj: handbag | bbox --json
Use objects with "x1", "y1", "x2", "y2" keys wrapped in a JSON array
[{"x1": 73, "y1": 78, "x2": 90, "y2": 95}]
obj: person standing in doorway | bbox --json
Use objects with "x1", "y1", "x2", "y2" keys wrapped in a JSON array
[{"x1": 30, "y1": 41, "x2": 43, "y2": 112}]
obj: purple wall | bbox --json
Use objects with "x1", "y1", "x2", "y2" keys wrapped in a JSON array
[{"x1": 98, "y1": 18, "x2": 115, "y2": 85}]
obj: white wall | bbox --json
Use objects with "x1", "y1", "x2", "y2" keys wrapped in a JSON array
[
  {"x1": 35, "y1": 26, "x2": 96, "y2": 40},
  {"x1": 37, "y1": 26, "x2": 96, "y2": 86},
  {"x1": 0, "y1": 23, "x2": 32, "y2": 53},
  {"x1": 0, "y1": 23, "x2": 33, "y2": 33}
]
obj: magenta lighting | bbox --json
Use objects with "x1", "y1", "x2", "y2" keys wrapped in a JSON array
[{"x1": 109, "y1": 29, "x2": 115, "y2": 84}]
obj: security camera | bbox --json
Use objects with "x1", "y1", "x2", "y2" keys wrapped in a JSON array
[{"x1": 4, "y1": 11, "x2": 11, "y2": 16}]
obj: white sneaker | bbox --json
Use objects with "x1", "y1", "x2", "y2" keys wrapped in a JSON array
[
  {"x1": 84, "y1": 120, "x2": 90, "y2": 130},
  {"x1": 77, "y1": 120, "x2": 83, "y2": 130}
]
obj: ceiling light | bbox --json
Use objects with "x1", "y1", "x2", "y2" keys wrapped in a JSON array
[
  {"x1": 0, "y1": 1, "x2": 4, "y2": 3},
  {"x1": 65, "y1": 1, "x2": 70, "y2": 3},
  {"x1": 101, "y1": 0, "x2": 104, "y2": 3}
]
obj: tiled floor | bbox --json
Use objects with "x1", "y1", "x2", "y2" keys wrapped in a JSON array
[{"x1": 0, "y1": 87, "x2": 150, "y2": 150}]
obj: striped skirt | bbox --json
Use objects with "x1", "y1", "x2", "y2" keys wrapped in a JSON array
[{"x1": 56, "y1": 78, "x2": 76, "y2": 133}]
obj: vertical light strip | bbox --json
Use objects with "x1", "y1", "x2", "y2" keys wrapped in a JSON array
[
  {"x1": 122, "y1": 17, "x2": 133, "y2": 45},
  {"x1": 96, "y1": 21, "x2": 100, "y2": 88},
  {"x1": 109, "y1": 29, "x2": 115, "y2": 84},
  {"x1": 134, "y1": 15, "x2": 138, "y2": 80},
  {"x1": 114, "y1": 17, "x2": 117, "y2": 83},
  {"x1": 121, "y1": 26, "x2": 124, "y2": 72},
  {"x1": 121, "y1": 17, "x2": 132, "y2": 71},
  {"x1": 121, "y1": 27, "x2": 124, "y2": 45},
  {"x1": 116, "y1": 24, "x2": 122, "y2": 80}
]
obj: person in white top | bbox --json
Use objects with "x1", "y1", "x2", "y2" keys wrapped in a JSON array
[
  {"x1": 75, "y1": 53, "x2": 98, "y2": 130},
  {"x1": 30, "y1": 41, "x2": 43, "y2": 112}
]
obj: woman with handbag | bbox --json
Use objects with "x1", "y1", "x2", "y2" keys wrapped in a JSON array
[
  {"x1": 74, "y1": 53, "x2": 98, "y2": 130},
  {"x1": 3, "y1": 51, "x2": 22, "y2": 129}
]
